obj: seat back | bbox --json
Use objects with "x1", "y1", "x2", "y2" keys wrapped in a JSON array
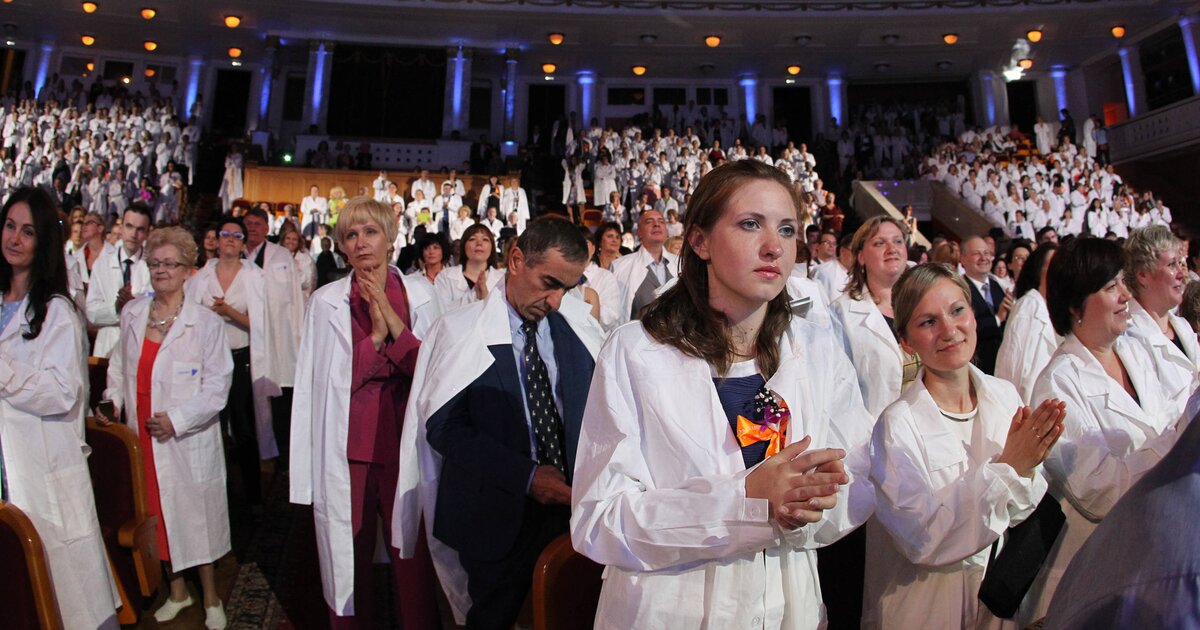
[
  {"x1": 85, "y1": 419, "x2": 161, "y2": 599},
  {"x1": 0, "y1": 501, "x2": 65, "y2": 630},
  {"x1": 532, "y1": 533, "x2": 603, "y2": 630}
]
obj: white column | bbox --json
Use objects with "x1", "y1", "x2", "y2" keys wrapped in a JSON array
[
  {"x1": 502, "y1": 49, "x2": 518, "y2": 141},
  {"x1": 443, "y1": 46, "x2": 472, "y2": 137},
  {"x1": 739, "y1": 74, "x2": 758, "y2": 122},
  {"x1": 1180, "y1": 15, "x2": 1200, "y2": 96},
  {"x1": 183, "y1": 55, "x2": 204, "y2": 120},
  {"x1": 303, "y1": 40, "x2": 334, "y2": 132},
  {"x1": 247, "y1": 39, "x2": 277, "y2": 132},
  {"x1": 1118, "y1": 46, "x2": 1148, "y2": 118},
  {"x1": 825, "y1": 74, "x2": 846, "y2": 130},
  {"x1": 577, "y1": 71, "x2": 596, "y2": 125},
  {"x1": 32, "y1": 41, "x2": 53, "y2": 100}
]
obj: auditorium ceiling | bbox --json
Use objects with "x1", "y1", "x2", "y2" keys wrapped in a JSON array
[{"x1": 4, "y1": 0, "x2": 1198, "y2": 80}]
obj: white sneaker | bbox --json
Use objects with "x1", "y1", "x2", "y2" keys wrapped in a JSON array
[
  {"x1": 204, "y1": 601, "x2": 227, "y2": 630},
  {"x1": 153, "y1": 594, "x2": 195, "y2": 622}
]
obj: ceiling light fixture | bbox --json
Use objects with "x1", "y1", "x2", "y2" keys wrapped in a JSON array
[
  {"x1": 943, "y1": 33, "x2": 958, "y2": 45},
  {"x1": 936, "y1": 60, "x2": 953, "y2": 70},
  {"x1": 541, "y1": 63, "x2": 557, "y2": 74},
  {"x1": 875, "y1": 62, "x2": 891, "y2": 72},
  {"x1": 140, "y1": 7, "x2": 156, "y2": 19},
  {"x1": 1027, "y1": 29, "x2": 1043, "y2": 43},
  {"x1": 144, "y1": 68, "x2": 155, "y2": 77},
  {"x1": 548, "y1": 33, "x2": 564, "y2": 45},
  {"x1": 81, "y1": 2, "x2": 98, "y2": 13},
  {"x1": 85, "y1": 61, "x2": 94, "y2": 71},
  {"x1": 1111, "y1": 25, "x2": 1126, "y2": 38},
  {"x1": 81, "y1": 35, "x2": 96, "y2": 46},
  {"x1": 224, "y1": 15, "x2": 241, "y2": 28},
  {"x1": 639, "y1": 34, "x2": 657, "y2": 44},
  {"x1": 143, "y1": 40, "x2": 157, "y2": 51},
  {"x1": 787, "y1": 65, "x2": 801, "y2": 75},
  {"x1": 794, "y1": 34, "x2": 812, "y2": 46},
  {"x1": 227, "y1": 47, "x2": 242, "y2": 58},
  {"x1": 631, "y1": 65, "x2": 647, "y2": 76},
  {"x1": 705, "y1": 35, "x2": 721, "y2": 47},
  {"x1": 881, "y1": 34, "x2": 899, "y2": 45},
  {"x1": 1018, "y1": 58, "x2": 1034, "y2": 69}
]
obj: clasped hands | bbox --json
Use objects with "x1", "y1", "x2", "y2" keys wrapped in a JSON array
[
  {"x1": 745, "y1": 435, "x2": 849, "y2": 530},
  {"x1": 96, "y1": 404, "x2": 176, "y2": 442},
  {"x1": 358, "y1": 269, "x2": 407, "y2": 350}
]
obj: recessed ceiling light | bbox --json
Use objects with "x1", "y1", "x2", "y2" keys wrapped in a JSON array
[{"x1": 224, "y1": 15, "x2": 241, "y2": 28}]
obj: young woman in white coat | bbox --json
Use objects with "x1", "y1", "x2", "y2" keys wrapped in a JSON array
[
  {"x1": 994, "y1": 243, "x2": 1059, "y2": 404},
  {"x1": 830, "y1": 215, "x2": 917, "y2": 419},
  {"x1": 572, "y1": 159, "x2": 877, "y2": 629},
  {"x1": 184, "y1": 215, "x2": 274, "y2": 509},
  {"x1": 1021, "y1": 237, "x2": 1193, "y2": 623},
  {"x1": 863, "y1": 263, "x2": 1066, "y2": 629},
  {"x1": 1123, "y1": 226, "x2": 1200, "y2": 415},
  {"x1": 290, "y1": 197, "x2": 443, "y2": 629},
  {"x1": 434, "y1": 223, "x2": 504, "y2": 312},
  {"x1": 280, "y1": 225, "x2": 317, "y2": 298},
  {"x1": 0, "y1": 187, "x2": 120, "y2": 629},
  {"x1": 102, "y1": 226, "x2": 234, "y2": 628}
]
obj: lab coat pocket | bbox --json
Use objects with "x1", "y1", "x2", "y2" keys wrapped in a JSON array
[
  {"x1": 922, "y1": 431, "x2": 967, "y2": 475},
  {"x1": 182, "y1": 427, "x2": 224, "y2": 483},
  {"x1": 45, "y1": 463, "x2": 101, "y2": 542},
  {"x1": 170, "y1": 361, "x2": 201, "y2": 400}
]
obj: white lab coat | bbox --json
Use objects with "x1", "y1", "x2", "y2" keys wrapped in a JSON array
[
  {"x1": 994, "y1": 290, "x2": 1059, "y2": 405},
  {"x1": 251, "y1": 242, "x2": 304, "y2": 390},
  {"x1": 432, "y1": 265, "x2": 504, "y2": 312},
  {"x1": 570, "y1": 317, "x2": 876, "y2": 630},
  {"x1": 831, "y1": 292, "x2": 906, "y2": 419},
  {"x1": 811, "y1": 260, "x2": 850, "y2": 303},
  {"x1": 86, "y1": 242, "x2": 151, "y2": 358},
  {"x1": 582, "y1": 261, "x2": 623, "y2": 332},
  {"x1": 290, "y1": 269, "x2": 441, "y2": 616},
  {"x1": 609, "y1": 247, "x2": 680, "y2": 326},
  {"x1": 104, "y1": 297, "x2": 234, "y2": 569},
  {"x1": 0, "y1": 296, "x2": 120, "y2": 630},
  {"x1": 1020, "y1": 334, "x2": 1190, "y2": 624},
  {"x1": 500, "y1": 187, "x2": 531, "y2": 234},
  {"x1": 787, "y1": 273, "x2": 835, "y2": 332},
  {"x1": 293, "y1": 251, "x2": 317, "y2": 298},
  {"x1": 1125, "y1": 299, "x2": 1200, "y2": 417},
  {"x1": 393, "y1": 281, "x2": 605, "y2": 624},
  {"x1": 562, "y1": 160, "x2": 586, "y2": 205},
  {"x1": 863, "y1": 367, "x2": 1046, "y2": 630},
  {"x1": 185, "y1": 259, "x2": 282, "y2": 458}
]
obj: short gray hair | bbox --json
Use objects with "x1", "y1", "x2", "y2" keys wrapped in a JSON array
[
  {"x1": 146, "y1": 226, "x2": 197, "y2": 268},
  {"x1": 1125, "y1": 225, "x2": 1180, "y2": 298}
]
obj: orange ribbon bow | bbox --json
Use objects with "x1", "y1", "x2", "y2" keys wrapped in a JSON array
[{"x1": 735, "y1": 402, "x2": 790, "y2": 458}]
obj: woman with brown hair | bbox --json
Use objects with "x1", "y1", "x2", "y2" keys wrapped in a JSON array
[{"x1": 571, "y1": 159, "x2": 875, "y2": 629}]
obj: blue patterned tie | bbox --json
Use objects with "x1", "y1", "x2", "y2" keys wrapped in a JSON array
[{"x1": 522, "y1": 319, "x2": 565, "y2": 474}]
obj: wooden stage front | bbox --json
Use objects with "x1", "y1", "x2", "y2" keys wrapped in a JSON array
[{"x1": 242, "y1": 165, "x2": 514, "y2": 209}]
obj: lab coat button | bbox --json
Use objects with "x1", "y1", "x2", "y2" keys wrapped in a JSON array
[{"x1": 752, "y1": 617, "x2": 761, "y2": 625}]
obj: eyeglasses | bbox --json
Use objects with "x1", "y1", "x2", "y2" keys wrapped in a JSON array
[
  {"x1": 219, "y1": 230, "x2": 246, "y2": 240},
  {"x1": 147, "y1": 260, "x2": 188, "y2": 270}
]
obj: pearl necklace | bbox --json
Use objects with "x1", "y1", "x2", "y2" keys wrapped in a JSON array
[{"x1": 148, "y1": 300, "x2": 182, "y2": 334}]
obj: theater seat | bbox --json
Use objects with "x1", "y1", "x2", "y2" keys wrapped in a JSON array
[
  {"x1": 582, "y1": 209, "x2": 603, "y2": 227},
  {"x1": 532, "y1": 533, "x2": 603, "y2": 630},
  {"x1": 85, "y1": 418, "x2": 162, "y2": 623},
  {"x1": 0, "y1": 501, "x2": 65, "y2": 630}
]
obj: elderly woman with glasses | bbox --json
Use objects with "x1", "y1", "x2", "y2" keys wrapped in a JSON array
[
  {"x1": 103, "y1": 226, "x2": 234, "y2": 629},
  {"x1": 184, "y1": 214, "x2": 278, "y2": 511}
]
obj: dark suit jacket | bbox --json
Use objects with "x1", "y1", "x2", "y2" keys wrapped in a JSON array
[
  {"x1": 965, "y1": 275, "x2": 1005, "y2": 374},
  {"x1": 426, "y1": 311, "x2": 595, "y2": 562}
]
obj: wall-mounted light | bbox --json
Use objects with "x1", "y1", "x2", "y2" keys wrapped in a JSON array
[
  {"x1": 143, "y1": 40, "x2": 157, "y2": 51},
  {"x1": 1026, "y1": 29, "x2": 1043, "y2": 43},
  {"x1": 81, "y1": 35, "x2": 96, "y2": 46},
  {"x1": 81, "y1": 2, "x2": 98, "y2": 13},
  {"x1": 631, "y1": 65, "x2": 647, "y2": 76},
  {"x1": 881, "y1": 34, "x2": 899, "y2": 45},
  {"x1": 705, "y1": 35, "x2": 721, "y2": 48},
  {"x1": 1111, "y1": 25, "x2": 1126, "y2": 38},
  {"x1": 548, "y1": 33, "x2": 564, "y2": 45},
  {"x1": 942, "y1": 33, "x2": 958, "y2": 45},
  {"x1": 224, "y1": 15, "x2": 241, "y2": 28},
  {"x1": 86, "y1": 61, "x2": 94, "y2": 71},
  {"x1": 794, "y1": 34, "x2": 812, "y2": 46},
  {"x1": 1018, "y1": 58, "x2": 1034, "y2": 69},
  {"x1": 541, "y1": 63, "x2": 557, "y2": 74},
  {"x1": 787, "y1": 65, "x2": 801, "y2": 75},
  {"x1": 227, "y1": 47, "x2": 242, "y2": 59},
  {"x1": 140, "y1": 7, "x2": 156, "y2": 19},
  {"x1": 145, "y1": 68, "x2": 156, "y2": 77}
]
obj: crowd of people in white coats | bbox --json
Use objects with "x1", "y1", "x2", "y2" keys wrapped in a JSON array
[{"x1": 3, "y1": 100, "x2": 1198, "y2": 630}]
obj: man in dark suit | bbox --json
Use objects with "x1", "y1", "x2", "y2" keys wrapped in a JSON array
[
  {"x1": 962, "y1": 235, "x2": 1012, "y2": 374},
  {"x1": 423, "y1": 218, "x2": 597, "y2": 629}
]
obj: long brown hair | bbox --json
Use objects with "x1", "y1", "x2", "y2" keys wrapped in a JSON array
[
  {"x1": 641, "y1": 160, "x2": 797, "y2": 377},
  {"x1": 844, "y1": 215, "x2": 910, "y2": 301}
]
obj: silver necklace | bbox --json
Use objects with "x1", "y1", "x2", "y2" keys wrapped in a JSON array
[{"x1": 148, "y1": 300, "x2": 182, "y2": 333}]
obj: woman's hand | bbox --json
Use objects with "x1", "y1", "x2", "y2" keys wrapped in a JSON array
[
  {"x1": 745, "y1": 436, "x2": 849, "y2": 530},
  {"x1": 95, "y1": 402, "x2": 120, "y2": 426},
  {"x1": 995, "y1": 399, "x2": 1066, "y2": 477},
  {"x1": 147, "y1": 411, "x2": 176, "y2": 442},
  {"x1": 583, "y1": 287, "x2": 601, "y2": 321},
  {"x1": 474, "y1": 267, "x2": 490, "y2": 301},
  {"x1": 360, "y1": 272, "x2": 406, "y2": 346}
]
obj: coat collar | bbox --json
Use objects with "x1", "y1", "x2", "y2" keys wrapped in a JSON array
[
  {"x1": 1059, "y1": 334, "x2": 1154, "y2": 427},
  {"x1": 845, "y1": 293, "x2": 904, "y2": 361},
  {"x1": 0, "y1": 294, "x2": 30, "y2": 343}
]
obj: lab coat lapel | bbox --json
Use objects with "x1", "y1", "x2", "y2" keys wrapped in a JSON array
[
  {"x1": 849, "y1": 294, "x2": 903, "y2": 363},
  {"x1": 321, "y1": 275, "x2": 354, "y2": 354},
  {"x1": 121, "y1": 297, "x2": 149, "y2": 353},
  {"x1": 1065, "y1": 336, "x2": 1149, "y2": 429},
  {"x1": 0, "y1": 295, "x2": 28, "y2": 342},
  {"x1": 157, "y1": 298, "x2": 197, "y2": 355}
]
